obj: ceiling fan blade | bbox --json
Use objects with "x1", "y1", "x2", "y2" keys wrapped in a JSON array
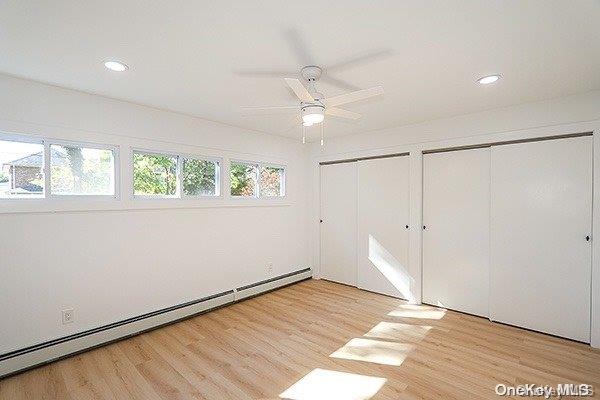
[
  {"x1": 319, "y1": 75, "x2": 360, "y2": 91},
  {"x1": 241, "y1": 105, "x2": 299, "y2": 110},
  {"x1": 325, "y1": 107, "x2": 362, "y2": 120},
  {"x1": 326, "y1": 49, "x2": 393, "y2": 73},
  {"x1": 284, "y1": 78, "x2": 314, "y2": 102},
  {"x1": 241, "y1": 105, "x2": 300, "y2": 115},
  {"x1": 324, "y1": 86, "x2": 384, "y2": 107},
  {"x1": 283, "y1": 28, "x2": 313, "y2": 65}
]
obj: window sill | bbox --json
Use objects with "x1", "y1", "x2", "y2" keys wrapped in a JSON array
[{"x1": 0, "y1": 199, "x2": 292, "y2": 215}]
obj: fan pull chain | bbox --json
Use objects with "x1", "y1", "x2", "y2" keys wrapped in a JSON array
[
  {"x1": 302, "y1": 124, "x2": 306, "y2": 144},
  {"x1": 320, "y1": 121, "x2": 324, "y2": 146}
]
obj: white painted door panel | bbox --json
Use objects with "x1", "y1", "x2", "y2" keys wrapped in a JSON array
[
  {"x1": 490, "y1": 136, "x2": 592, "y2": 342},
  {"x1": 422, "y1": 148, "x2": 490, "y2": 316},
  {"x1": 357, "y1": 156, "x2": 411, "y2": 299},
  {"x1": 320, "y1": 162, "x2": 358, "y2": 286}
]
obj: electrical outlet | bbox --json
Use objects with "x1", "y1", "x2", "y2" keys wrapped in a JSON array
[
  {"x1": 62, "y1": 308, "x2": 74, "y2": 325},
  {"x1": 267, "y1": 262, "x2": 273, "y2": 274}
]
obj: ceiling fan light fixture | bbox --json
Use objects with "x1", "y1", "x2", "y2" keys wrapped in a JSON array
[
  {"x1": 303, "y1": 114, "x2": 323, "y2": 124},
  {"x1": 302, "y1": 105, "x2": 325, "y2": 125}
]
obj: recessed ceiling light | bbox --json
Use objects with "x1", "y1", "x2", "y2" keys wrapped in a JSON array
[
  {"x1": 477, "y1": 74, "x2": 501, "y2": 85},
  {"x1": 104, "y1": 60, "x2": 128, "y2": 72}
]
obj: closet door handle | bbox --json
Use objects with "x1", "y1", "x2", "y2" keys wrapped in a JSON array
[{"x1": 586, "y1": 235, "x2": 590, "y2": 242}]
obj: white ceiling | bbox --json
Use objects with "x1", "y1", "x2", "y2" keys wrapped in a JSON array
[{"x1": 1, "y1": 1, "x2": 599, "y2": 141}]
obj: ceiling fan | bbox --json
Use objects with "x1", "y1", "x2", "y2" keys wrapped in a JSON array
[{"x1": 242, "y1": 65, "x2": 383, "y2": 145}]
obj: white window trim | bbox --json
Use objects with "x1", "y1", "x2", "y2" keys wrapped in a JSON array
[
  {"x1": 47, "y1": 139, "x2": 120, "y2": 200},
  {"x1": 131, "y1": 148, "x2": 181, "y2": 199},
  {"x1": 229, "y1": 159, "x2": 287, "y2": 199},
  {"x1": 180, "y1": 153, "x2": 223, "y2": 199}
]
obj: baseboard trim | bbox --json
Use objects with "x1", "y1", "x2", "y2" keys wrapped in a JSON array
[
  {"x1": 236, "y1": 268, "x2": 312, "y2": 298},
  {"x1": 0, "y1": 268, "x2": 312, "y2": 379}
]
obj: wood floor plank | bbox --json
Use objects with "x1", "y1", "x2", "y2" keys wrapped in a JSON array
[{"x1": 1, "y1": 279, "x2": 599, "y2": 399}]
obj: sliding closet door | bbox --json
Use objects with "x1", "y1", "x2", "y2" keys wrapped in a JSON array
[
  {"x1": 490, "y1": 136, "x2": 592, "y2": 342},
  {"x1": 320, "y1": 162, "x2": 358, "y2": 286},
  {"x1": 357, "y1": 156, "x2": 410, "y2": 299},
  {"x1": 422, "y1": 148, "x2": 490, "y2": 316}
]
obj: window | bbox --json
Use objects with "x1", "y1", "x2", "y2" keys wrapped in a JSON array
[
  {"x1": 230, "y1": 161, "x2": 258, "y2": 197},
  {"x1": 260, "y1": 165, "x2": 285, "y2": 197},
  {"x1": 50, "y1": 144, "x2": 115, "y2": 196},
  {"x1": 133, "y1": 151, "x2": 178, "y2": 196},
  {"x1": 182, "y1": 157, "x2": 220, "y2": 196},
  {"x1": 0, "y1": 138, "x2": 45, "y2": 198},
  {"x1": 230, "y1": 161, "x2": 286, "y2": 198}
]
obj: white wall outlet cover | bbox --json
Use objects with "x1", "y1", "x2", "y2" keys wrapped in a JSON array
[{"x1": 62, "y1": 309, "x2": 74, "y2": 325}]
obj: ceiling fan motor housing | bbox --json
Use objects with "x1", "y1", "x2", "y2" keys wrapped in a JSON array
[
  {"x1": 301, "y1": 65, "x2": 322, "y2": 81},
  {"x1": 301, "y1": 66, "x2": 324, "y2": 99}
]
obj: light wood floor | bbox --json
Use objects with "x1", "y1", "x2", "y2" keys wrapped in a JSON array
[{"x1": 1, "y1": 279, "x2": 599, "y2": 399}]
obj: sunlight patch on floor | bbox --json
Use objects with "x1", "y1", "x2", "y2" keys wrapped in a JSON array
[
  {"x1": 329, "y1": 338, "x2": 414, "y2": 366},
  {"x1": 363, "y1": 321, "x2": 432, "y2": 342},
  {"x1": 388, "y1": 304, "x2": 446, "y2": 320},
  {"x1": 279, "y1": 368, "x2": 386, "y2": 400}
]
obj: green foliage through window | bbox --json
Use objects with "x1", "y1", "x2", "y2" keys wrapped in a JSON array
[
  {"x1": 183, "y1": 158, "x2": 218, "y2": 196},
  {"x1": 133, "y1": 152, "x2": 177, "y2": 196},
  {"x1": 230, "y1": 162, "x2": 257, "y2": 197}
]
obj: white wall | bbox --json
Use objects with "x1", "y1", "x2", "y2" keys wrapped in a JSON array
[
  {"x1": 2, "y1": 71, "x2": 599, "y2": 356},
  {"x1": 309, "y1": 90, "x2": 600, "y2": 347},
  {"x1": 0, "y1": 74, "x2": 310, "y2": 354}
]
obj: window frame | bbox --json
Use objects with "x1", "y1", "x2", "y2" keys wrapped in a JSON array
[
  {"x1": 1, "y1": 131, "x2": 289, "y2": 207},
  {"x1": 229, "y1": 159, "x2": 287, "y2": 199},
  {"x1": 180, "y1": 153, "x2": 222, "y2": 199},
  {"x1": 47, "y1": 138, "x2": 120, "y2": 200},
  {"x1": 0, "y1": 133, "x2": 46, "y2": 201},
  {"x1": 131, "y1": 148, "x2": 181, "y2": 199}
]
